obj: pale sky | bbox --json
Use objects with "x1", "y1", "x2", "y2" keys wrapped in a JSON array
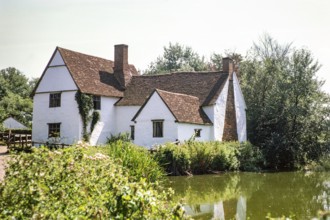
[{"x1": 0, "y1": 0, "x2": 329, "y2": 93}]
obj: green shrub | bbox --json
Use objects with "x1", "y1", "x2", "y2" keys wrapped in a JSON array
[
  {"x1": 187, "y1": 141, "x2": 214, "y2": 174},
  {"x1": 0, "y1": 146, "x2": 185, "y2": 219},
  {"x1": 211, "y1": 142, "x2": 240, "y2": 171},
  {"x1": 106, "y1": 132, "x2": 131, "y2": 144},
  {"x1": 237, "y1": 142, "x2": 264, "y2": 171},
  {"x1": 154, "y1": 143, "x2": 190, "y2": 176},
  {"x1": 305, "y1": 153, "x2": 330, "y2": 171},
  {"x1": 100, "y1": 141, "x2": 165, "y2": 182},
  {"x1": 154, "y1": 141, "x2": 263, "y2": 175}
]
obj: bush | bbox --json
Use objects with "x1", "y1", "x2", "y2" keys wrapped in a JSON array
[
  {"x1": 98, "y1": 141, "x2": 165, "y2": 182},
  {"x1": 106, "y1": 132, "x2": 131, "y2": 144},
  {"x1": 154, "y1": 143, "x2": 190, "y2": 176},
  {"x1": 0, "y1": 146, "x2": 185, "y2": 219},
  {"x1": 237, "y1": 142, "x2": 264, "y2": 171},
  {"x1": 186, "y1": 141, "x2": 214, "y2": 174},
  {"x1": 154, "y1": 141, "x2": 262, "y2": 175},
  {"x1": 305, "y1": 153, "x2": 330, "y2": 172},
  {"x1": 210, "y1": 142, "x2": 240, "y2": 171}
]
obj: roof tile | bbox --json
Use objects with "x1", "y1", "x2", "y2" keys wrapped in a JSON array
[
  {"x1": 156, "y1": 89, "x2": 212, "y2": 125},
  {"x1": 58, "y1": 47, "x2": 138, "y2": 97},
  {"x1": 116, "y1": 72, "x2": 229, "y2": 106}
]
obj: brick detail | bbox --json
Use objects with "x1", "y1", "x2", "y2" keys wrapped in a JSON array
[{"x1": 222, "y1": 75, "x2": 238, "y2": 141}]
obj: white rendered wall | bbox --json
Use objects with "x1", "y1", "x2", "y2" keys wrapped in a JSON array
[
  {"x1": 212, "y1": 79, "x2": 229, "y2": 141},
  {"x1": 134, "y1": 93, "x2": 178, "y2": 148},
  {"x1": 95, "y1": 97, "x2": 120, "y2": 145},
  {"x1": 49, "y1": 50, "x2": 65, "y2": 66},
  {"x1": 32, "y1": 91, "x2": 81, "y2": 145},
  {"x1": 115, "y1": 106, "x2": 140, "y2": 135},
  {"x1": 202, "y1": 106, "x2": 215, "y2": 140},
  {"x1": 233, "y1": 73, "x2": 247, "y2": 142},
  {"x1": 36, "y1": 66, "x2": 77, "y2": 93},
  {"x1": 177, "y1": 123, "x2": 212, "y2": 141}
]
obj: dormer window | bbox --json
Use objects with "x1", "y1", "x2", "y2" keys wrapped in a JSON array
[{"x1": 49, "y1": 93, "x2": 61, "y2": 107}]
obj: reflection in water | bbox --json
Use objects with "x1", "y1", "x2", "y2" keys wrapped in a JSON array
[
  {"x1": 236, "y1": 196, "x2": 246, "y2": 220},
  {"x1": 317, "y1": 181, "x2": 330, "y2": 211},
  {"x1": 213, "y1": 201, "x2": 224, "y2": 220},
  {"x1": 168, "y1": 172, "x2": 330, "y2": 219}
]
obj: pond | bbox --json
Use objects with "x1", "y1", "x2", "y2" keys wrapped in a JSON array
[{"x1": 167, "y1": 172, "x2": 330, "y2": 219}]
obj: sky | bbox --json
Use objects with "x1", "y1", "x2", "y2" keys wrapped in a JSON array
[{"x1": 0, "y1": 0, "x2": 329, "y2": 94}]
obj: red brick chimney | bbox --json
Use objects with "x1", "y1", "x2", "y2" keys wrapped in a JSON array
[
  {"x1": 222, "y1": 57, "x2": 234, "y2": 79},
  {"x1": 114, "y1": 44, "x2": 131, "y2": 88}
]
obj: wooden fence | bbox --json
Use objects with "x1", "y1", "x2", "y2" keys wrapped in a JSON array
[
  {"x1": 0, "y1": 131, "x2": 71, "y2": 151},
  {"x1": 0, "y1": 131, "x2": 32, "y2": 151}
]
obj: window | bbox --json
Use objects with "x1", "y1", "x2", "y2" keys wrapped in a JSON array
[
  {"x1": 152, "y1": 120, "x2": 163, "y2": 137},
  {"x1": 49, "y1": 93, "x2": 61, "y2": 107},
  {"x1": 93, "y1": 95, "x2": 101, "y2": 110},
  {"x1": 48, "y1": 123, "x2": 61, "y2": 138},
  {"x1": 130, "y1": 125, "x2": 135, "y2": 140},
  {"x1": 194, "y1": 129, "x2": 202, "y2": 137}
]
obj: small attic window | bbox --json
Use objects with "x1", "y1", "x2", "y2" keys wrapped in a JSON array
[
  {"x1": 194, "y1": 129, "x2": 202, "y2": 137},
  {"x1": 49, "y1": 93, "x2": 61, "y2": 108},
  {"x1": 93, "y1": 96, "x2": 101, "y2": 110},
  {"x1": 152, "y1": 120, "x2": 164, "y2": 138}
]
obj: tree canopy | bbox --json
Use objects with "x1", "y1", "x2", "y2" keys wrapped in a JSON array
[
  {"x1": 0, "y1": 67, "x2": 37, "y2": 128},
  {"x1": 144, "y1": 43, "x2": 243, "y2": 74},
  {"x1": 144, "y1": 43, "x2": 209, "y2": 74},
  {"x1": 240, "y1": 34, "x2": 330, "y2": 169}
]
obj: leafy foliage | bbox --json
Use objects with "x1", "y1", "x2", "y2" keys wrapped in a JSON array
[
  {"x1": 153, "y1": 143, "x2": 191, "y2": 176},
  {"x1": 106, "y1": 132, "x2": 131, "y2": 144},
  {"x1": 144, "y1": 43, "x2": 244, "y2": 74},
  {"x1": 154, "y1": 141, "x2": 263, "y2": 175},
  {"x1": 0, "y1": 146, "x2": 185, "y2": 219},
  {"x1": 240, "y1": 34, "x2": 330, "y2": 169},
  {"x1": 144, "y1": 43, "x2": 209, "y2": 74},
  {"x1": 97, "y1": 141, "x2": 165, "y2": 183},
  {"x1": 90, "y1": 110, "x2": 100, "y2": 133},
  {"x1": 0, "y1": 67, "x2": 36, "y2": 127},
  {"x1": 75, "y1": 91, "x2": 94, "y2": 141}
]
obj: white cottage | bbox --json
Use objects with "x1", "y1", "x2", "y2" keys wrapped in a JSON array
[{"x1": 32, "y1": 45, "x2": 246, "y2": 147}]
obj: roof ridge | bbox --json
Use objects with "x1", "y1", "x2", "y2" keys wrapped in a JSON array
[
  {"x1": 57, "y1": 47, "x2": 114, "y2": 63},
  {"x1": 155, "y1": 89, "x2": 200, "y2": 101},
  {"x1": 140, "y1": 71, "x2": 225, "y2": 77}
]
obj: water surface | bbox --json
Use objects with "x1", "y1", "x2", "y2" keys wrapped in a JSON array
[{"x1": 167, "y1": 172, "x2": 330, "y2": 219}]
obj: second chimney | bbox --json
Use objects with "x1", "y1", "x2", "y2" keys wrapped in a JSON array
[
  {"x1": 114, "y1": 44, "x2": 130, "y2": 88},
  {"x1": 222, "y1": 57, "x2": 234, "y2": 80}
]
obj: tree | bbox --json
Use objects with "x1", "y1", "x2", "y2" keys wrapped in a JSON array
[
  {"x1": 0, "y1": 67, "x2": 35, "y2": 127},
  {"x1": 0, "y1": 67, "x2": 31, "y2": 98},
  {"x1": 240, "y1": 34, "x2": 330, "y2": 169},
  {"x1": 144, "y1": 43, "x2": 209, "y2": 74},
  {"x1": 144, "y1": 43, "x2": 244, "y2": 74},
  {"x1": 209, "y1": 51, "x2": 243, "y2": 71}
]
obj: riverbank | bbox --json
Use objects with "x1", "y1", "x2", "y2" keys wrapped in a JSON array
[{"x1": 0, "y1": 145, "x2": 9, "y2": 181}]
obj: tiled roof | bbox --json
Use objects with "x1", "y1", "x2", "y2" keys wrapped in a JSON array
[
  {"x1": 58, "y1": 47, "x2": 138, "y2": 97},
  {"x1": 132, "y1": 89, "x2": 212, "y2": 125},
  {"x1": 116, "y1": 72, "x2": 229, "y2": 106},
  {"x1": 156, "y1": 89, "x2": 212, "y2": 125}
]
